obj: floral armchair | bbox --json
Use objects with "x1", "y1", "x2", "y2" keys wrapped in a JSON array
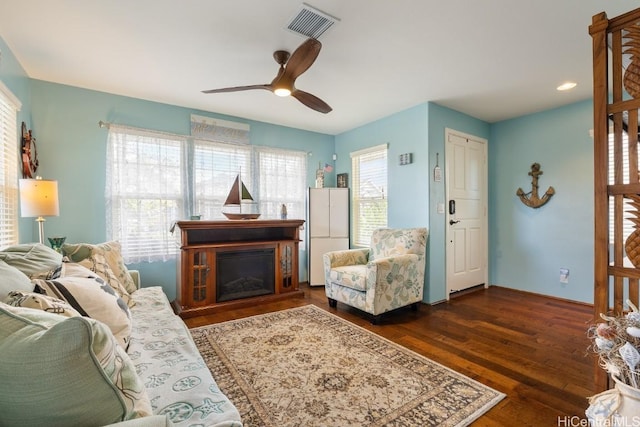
[{"x1": 323, "y1": 227, "x2": 427, "y2": 323}]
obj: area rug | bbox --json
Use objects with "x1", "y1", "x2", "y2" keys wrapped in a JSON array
[{"x1": 190, "y1": 305, "x2": 505, "y2": 426}]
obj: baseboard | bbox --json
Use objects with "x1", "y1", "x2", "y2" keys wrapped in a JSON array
[
  {"x1": 488, "y1": 284, "x2": 593, "y2": 308},
  {"x1": 427, "y1": 284, "x2": 593, "y2": 309}
]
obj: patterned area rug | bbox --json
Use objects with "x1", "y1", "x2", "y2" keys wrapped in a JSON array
[{"x1": 190, "y1": 305, "x2": 505, "y2": 426}]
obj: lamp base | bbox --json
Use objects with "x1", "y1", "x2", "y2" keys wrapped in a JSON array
[{"x1": 36, "y1": 217, "x2": 45, "y2": 245}]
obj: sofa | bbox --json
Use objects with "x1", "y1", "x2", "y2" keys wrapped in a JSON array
[
  {"x1": 0, "y1": 242, "x2": 242, "y2": 427},
  {"x1": 323, "y1": 227, "x2": 428, "y2": 323}
]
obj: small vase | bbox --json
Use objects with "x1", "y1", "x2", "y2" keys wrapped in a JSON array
[{"x1": 48, "y1": 236, "x2": 66, "y2": 253}]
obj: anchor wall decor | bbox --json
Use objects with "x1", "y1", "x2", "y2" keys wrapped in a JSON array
[{"x1": 516, "y1": 162, "x2": 555, "y2": 208}]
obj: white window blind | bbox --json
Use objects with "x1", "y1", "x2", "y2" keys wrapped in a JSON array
[
  {"x1": 193, "y1": 140, "x2": 252, "y2": 220},
  {"x1": 106, "y1": 127, "x2": 186, "y2": 263},
  {"x1": 0, "y1": 81, "x2": 20, "y2": 248},
  {"x1": 351, "y1": 144, "x2": 388, "y2": 246}
]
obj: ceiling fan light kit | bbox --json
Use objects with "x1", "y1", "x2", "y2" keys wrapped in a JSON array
[{"x1": 202, "y1": 38, "x2": 332, "y2": 113}]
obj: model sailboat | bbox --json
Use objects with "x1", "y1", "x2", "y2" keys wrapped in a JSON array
[{"x1": 222, "y1": 174, "x2": 261, "y2": 220}]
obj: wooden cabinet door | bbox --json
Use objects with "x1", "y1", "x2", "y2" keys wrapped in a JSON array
[
  {"x1": 277, "y1": 241, "x2": 298, "y2": 293},
  {"x1": 184, "y1": 249, "x2": 215, "y2": 308}
]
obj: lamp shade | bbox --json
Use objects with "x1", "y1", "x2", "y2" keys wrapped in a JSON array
[{"x1": 19, "y1": 179, "x2": 59, "y2": 217}]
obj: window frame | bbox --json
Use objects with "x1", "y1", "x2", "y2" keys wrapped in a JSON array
[
  {"x1": 350, "y1": 143, "x2": 388, "y2": 247},
  {"x1": 0, "y1": 80, "x2": 21, "y2": 248}
]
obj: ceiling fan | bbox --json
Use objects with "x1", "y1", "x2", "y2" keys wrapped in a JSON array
[{"x1": 202, "y1": 38, "x2": 332, "y2": 114}]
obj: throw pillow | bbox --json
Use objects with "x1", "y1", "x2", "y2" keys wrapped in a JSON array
[
  {"x1": 62, "y1": 241, "x2": 137, "y2": 293},
  {"x1": 32, "y1": 276, "x2": 132, "y2": 349},
  {"x1": 0, "y1": 303, "x2": 152, "y2": 425},
  {"x1": 78, "y1": 254, "x2": 133, "y2": 307},
  {"x1": 60, "y1": 261, "x2": 101, "y2": 278},
  {"x1": 4, "y1": 291, "x2": 81, "y2": 318},
  {"x1": 0, "y1": 243, "x2": 62, "y2": 277},
  {"x1": 0, "y1": 259, "x2": 34, "y2": 300}
]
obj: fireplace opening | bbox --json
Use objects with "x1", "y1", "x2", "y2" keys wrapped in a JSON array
[{"x1": 216, "y1": 248, "x2": 275, "y2": 302}]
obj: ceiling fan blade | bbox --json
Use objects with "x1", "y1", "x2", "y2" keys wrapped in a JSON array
[
  {"x1": 202, "y1": 84, "x2": 272, "y2": 94},
  {"x1": 291, "y1": 90, "x2": 332, "y2": 114},
  {"x1": 282, "y1": 38, "x2": 322, "y2": 81}
]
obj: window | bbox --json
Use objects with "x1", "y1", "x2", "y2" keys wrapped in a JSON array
[
  {"x1": 106, "y1": 124, "x2": 307, "y2": 262},
  {"x1": 255, "y1": 146, "x2": 307, "y2": 220},
  {"x1": 351, "y1": 144, "x2": 388, "y2": 246},
  {"x1": 106, "y1": 127, "x2": 186, "y2": 263},
  {"x1": 192, "y1": 140, "x2": 252, "y2": 220},
  {"x1": 0, "y1": 81, "x2": 21, "y2": 247}
]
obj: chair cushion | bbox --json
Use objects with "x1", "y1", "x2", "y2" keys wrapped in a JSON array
[{"x1": 329, "y1": 265, "x2": 368, "y2": 291}]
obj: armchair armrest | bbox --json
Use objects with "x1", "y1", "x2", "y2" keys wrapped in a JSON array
[
  {"x1": 128, "y1": 270, "x2": 141, "y2": 290},
  {"x1": 323, "y1": 248, "x2": 369, "y2": 269}
]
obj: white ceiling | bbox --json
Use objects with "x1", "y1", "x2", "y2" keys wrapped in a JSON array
[{"x1": 0, "y1": 1, "x2": 634, "y2": 135}]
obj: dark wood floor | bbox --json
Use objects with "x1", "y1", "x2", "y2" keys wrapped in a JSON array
[{"x1": 184, "y1": 284, "x2": 597, "y2": 426}]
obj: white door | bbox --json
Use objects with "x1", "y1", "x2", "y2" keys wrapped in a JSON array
[{"x1": 445, "y1": 129, "x2": 488, "y2": 297}]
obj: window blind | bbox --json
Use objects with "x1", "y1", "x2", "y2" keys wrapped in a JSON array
[
  {"x1": 0, "y1": 81, "x2": 20, "y2": 248},
  {"x1": 193, "y1": 139, "x2": 252, "y2": 220},
  {"x1": 255, "y1": 145, "x2": 307, "y2": 222},
  {"x1": 106, "y1": 127, "x2": 186, "y2": 263},
  {"x1": 351, "y1": 144, "x2": 388, "y2": 246}
]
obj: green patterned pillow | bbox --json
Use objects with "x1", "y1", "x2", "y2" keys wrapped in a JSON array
[
  {"x1": 62, "y1": 241, "x2": 137, "y2": 293},
  {"x1": 0, "y1": 303, "x2": 152, "y2": 425},
  {"x1": 77, "y1": 254, "x2": 133, "y2": 307}
]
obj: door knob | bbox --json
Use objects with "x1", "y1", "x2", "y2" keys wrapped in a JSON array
[{"x1": 449, "y1": 219, "x2": 460, "y2": 225}]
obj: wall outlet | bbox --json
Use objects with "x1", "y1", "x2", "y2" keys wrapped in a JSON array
[{"x1": 560, "y1": 268, "x2": 569, "y2": 283}]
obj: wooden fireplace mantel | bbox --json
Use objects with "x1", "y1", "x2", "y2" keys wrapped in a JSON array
[{"x1": 172, "y1": 219, "x2": 305, "y2": 318}]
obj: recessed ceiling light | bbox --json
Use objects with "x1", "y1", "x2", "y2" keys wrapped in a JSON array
[{"x1": 557, "y1": 82, "x2": 577, "y2": 91}]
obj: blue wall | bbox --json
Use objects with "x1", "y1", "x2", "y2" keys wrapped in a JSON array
[
  {"x1": 489, "y1": 100, "x2": 594, "y2": 303},
  {"x1": 0, "y1": 33, "x2": 597, "y2": 305}
]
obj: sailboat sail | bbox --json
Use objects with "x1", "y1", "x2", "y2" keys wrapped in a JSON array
[{"x1": 222, "y1": 174, "x2": 260, "y2": 220}]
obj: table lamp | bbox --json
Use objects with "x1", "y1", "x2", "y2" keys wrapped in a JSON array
[{"x1": 19, "y1": 177, "x2": 59, "y2": 244}]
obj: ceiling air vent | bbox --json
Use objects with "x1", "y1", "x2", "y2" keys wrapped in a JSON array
[{"x1": 286, "y1": 3, "x2": 340, "y2": 40}]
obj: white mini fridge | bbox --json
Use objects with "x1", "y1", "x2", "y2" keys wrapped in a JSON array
[{"x1": 307, "y1": 188, "x2": 349, "y2": 286}]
